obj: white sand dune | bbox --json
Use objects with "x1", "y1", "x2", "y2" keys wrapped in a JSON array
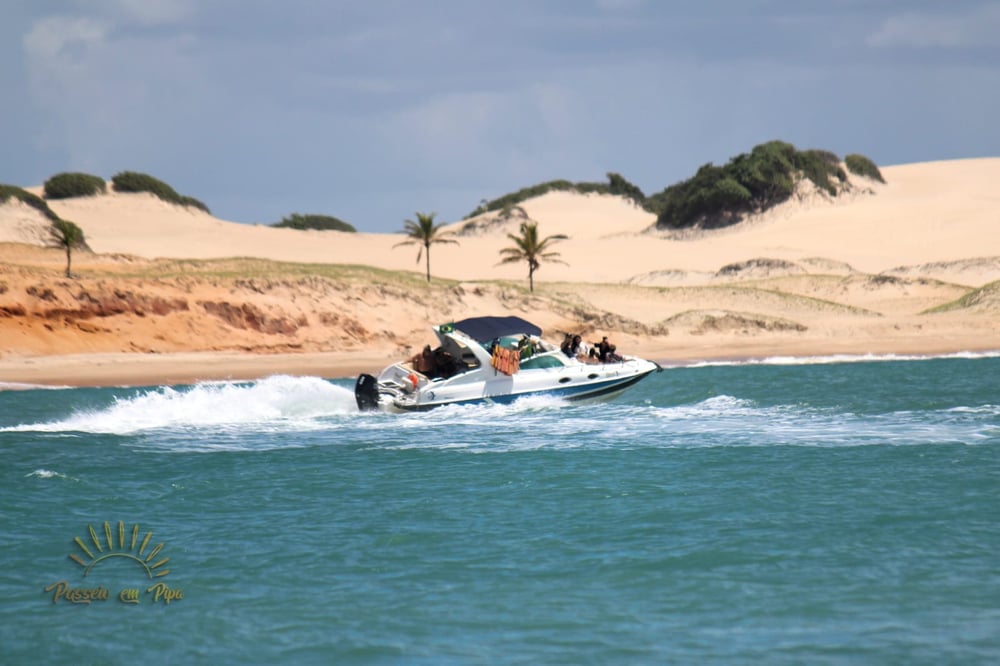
[{"x1": 4, "y1": 157, "x2": 997, "y2": 286}]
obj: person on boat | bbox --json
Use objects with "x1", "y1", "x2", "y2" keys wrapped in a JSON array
[
  {"x1": 605, "y1": 344, "x2": 623, "y2": 362},
  {"x1": 563, "y1": 334, "x2": 583, "y2": 358},
  {"x1": 591, "y1": 336, "x2": 613, "y2": 362},
  {"x1": 434, "y1": 347, "x2": 457, "y2": 378},
  {"x1": 517, "y1": 335, "x2": 536, "y2": 359},
  {"x1": 560, "y1": 333, "x2": 574, "y2": 357},
  {"x1": 412, "y1": 345, "x2": 436, "y2": 376}
]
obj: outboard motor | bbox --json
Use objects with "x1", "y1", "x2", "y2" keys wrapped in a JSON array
[{"x1": 354, "y1": 373, "x2": 380, "y2": 412}]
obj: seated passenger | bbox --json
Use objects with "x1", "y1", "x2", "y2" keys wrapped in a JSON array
[
  {"x1": 412, "y1": 345, "x2": 436, "y2": 375},
  {"x1": 564, "y1": 334, "x2": 583, "y2": 358},
  {"x1": 434, "y1": 347, "x2": 457, "y2": 378},
  {"x1": 560, "y1": 333, "x2": 574, "y2": 357},
  {"x1": 517, "y1": 335, "x2": 535, "y2": 359}
]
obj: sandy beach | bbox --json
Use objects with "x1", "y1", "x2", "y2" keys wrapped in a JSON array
[{"x1": 2, "y1": 158, "x2": 999, "y2": 388}]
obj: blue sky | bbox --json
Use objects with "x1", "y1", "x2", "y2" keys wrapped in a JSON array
[{"x1": 3, "y1": 1, "x2": 998, "y2": 232}]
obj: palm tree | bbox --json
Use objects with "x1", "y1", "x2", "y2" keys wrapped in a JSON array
[
  {"x1": 394, "y1": 212, "x2": 459, "y2": 283},
  {"x1": 49, "y1": 218, "x2": 86, "y2": 278},
  {"x1": 497, "y1": 221, "x2": 568, "y2": 292}
]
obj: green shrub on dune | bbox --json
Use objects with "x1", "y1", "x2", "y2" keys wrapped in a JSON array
[
  {"x1": 465, "y1": 180, "x2": 577, "y2": 219},
  {"x1": 648, "y1": 141, "x2": 880, "y2": 230},
  {"x1": 796, "y1": 149, "x2": 847, "y2": 196},
  {"x1": 3, "y1": 182, "x2": 88, "y2": 275},
  {"x1": 272, "y1": 213, "x2": 356, "y2": 232},
  {"x1": 470, "y1": 142, "x2": 883, "y2": 233},
  {"x1": 0, "y1": 184, "x2": 60, "y2": 221},
  {"x1": 112, "y1": 171, "x2": 181, "y2": 198},
  {"x1": 43, "y1": 172, "x2": 107, "y2": 199},
  {"x1": 178, "y1": 195, "x2": 211, "y2": 213},
  {"x1": 845, "y1": 154, "x2": 886, "y2": 183},
  {"x1": 464, "y1": 172, "x2": 646, "y2": 219},
  {"x1": 607, "y1": 172, "x2": 646, "y2": 206},
  {"x1": 111, "y1": 171, "x2": 211, "y2": 213}
]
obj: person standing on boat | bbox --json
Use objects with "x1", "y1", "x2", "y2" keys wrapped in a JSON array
[{"x1": 591, "y1": 336, "x2": 613, "y2": 362}]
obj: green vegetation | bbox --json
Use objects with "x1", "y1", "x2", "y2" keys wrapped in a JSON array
[
  {"x1": 49, "y1": 218, "x2": 87, "y2": 277},
  {"x1": 845, "y1": 153, "x2": 886, "y2": 183},
  {"x1": 606, "y1": 172, "x2": 646, "y2": 206},
  {"x1": 95, "y1": 256, "x2": 438, "y2": 286},
  {"x1": 647, "y1": 141, "x2": 860, "y2": 230},
  {"x1": 923, "y1": 280, "x2": 1000, "y2": 313},
  {"x1": 43, "y1": 172, "x2": 107, "y2": 199},
  {"x1": 3, "y1": 183, "x2": 88, "y2": 277},
  {"x1": 464, "y1": 172, "x2": 645, "y2": 219},
  {"x1": 797, "y1": 149, "x2": 847, "y2": 196},
  {"x1": 272, "y1": 213, "x2": 356, "y2": 232},
  {"x1": 464, "y1": 142, "x2": 884, "y2": 234},
  {"x1": 0, "y1": 184, "x2": 87, "y2": 277},
  {"x1": 178, "y1": 195, "x2": 211, "y2": 212},
  {"x1": 111, "y1": 171, "x2": 210, "y2": 213},
  {"x1": 0, "y1": 184, "x2": 60, "y2": 221},
  {"x1": 394, "y1": 212, "x2": 459, "y2": 283},
  {"x1": 497, "y1": 221, "x2": 568, "y2": 293}
]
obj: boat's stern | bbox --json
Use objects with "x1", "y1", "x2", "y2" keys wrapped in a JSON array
[
  {"x1": 355, "y1": 364, "x2": 425, "y2": 412},
  {"x1": 354, "y1": 373, "x2": 381, "y2": 411}
]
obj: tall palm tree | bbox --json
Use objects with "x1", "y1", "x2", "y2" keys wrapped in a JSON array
[
  {"x1": 394, "y1": 212, "x2": 459, "y2": 283},
  {"x1": 49, "y1": 218, "x2": 86, "y2": 278},
  {"x1": 497, "y1": 221, "x2": 568, "y2": 292}
]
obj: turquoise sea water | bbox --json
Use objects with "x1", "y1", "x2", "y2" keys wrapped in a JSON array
[{"x1": 1, "y1": 355, "x2": 998, "y2": 664}]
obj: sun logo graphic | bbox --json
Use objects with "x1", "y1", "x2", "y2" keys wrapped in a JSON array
[
  {"x1": 70, "y1": 520, "x2": 170, "y2": 579},
  {"x1": 44, "y1": 520, "x2": 184, "y2": 606}
]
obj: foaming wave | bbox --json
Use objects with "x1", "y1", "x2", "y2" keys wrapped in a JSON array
[
  {"x1": 377, "y1": 393, "x2": 571, "y2": 432},
  {"x1": 25, "y1": 469, "x2": 75, "y2": 480},
  {"x1": 640, "y1": 396, "x2": 999, "y2": 448},
  {"x1": 378, "y1": 393, "x2": 1000, "y2": 453},
  {"x1": 684, "y1": 350, "x2": 1000, "y2": 368},
  {"x1": 0, "y1": 382, "x2": 73, "y2": 391},
  {"x1": 947, "y1": 404, "x2": 1000, "y2": 416},
  {"x1": 1, "y1": 375, "x2": 357, "y2": 435}
]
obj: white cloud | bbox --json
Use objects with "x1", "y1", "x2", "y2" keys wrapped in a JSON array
[
  {"x1": 22, "y1": 15, "x2": 111, "y2": 112},
  {"x1": 20, "y1": 7, "x2": 206, "y2": 170},
  {"x1": 23, "y1": 15, "x2": 109, "y2": 64},
  {"x1": 70, "y1": 0, "x2": 193, "y2": 26},
  {"x1": 868, "y1": 5, "x2": 1000, "y2": 48}
]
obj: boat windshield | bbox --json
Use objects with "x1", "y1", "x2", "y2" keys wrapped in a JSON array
[{"x1": 520, "y1": 354, "x2": 568, "y2": 369}]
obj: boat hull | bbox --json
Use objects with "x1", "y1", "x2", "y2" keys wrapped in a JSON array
[
  {"x1": 393, "y1": 369, "x2": 654, "y2": 412},
  {"x1": 363, "y1": 360, "x2": 659, "y2": 413}
]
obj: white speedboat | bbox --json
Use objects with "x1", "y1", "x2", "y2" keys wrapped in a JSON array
[{"x1": 354, "y1": 315, "x2": 661, "y2": 413}]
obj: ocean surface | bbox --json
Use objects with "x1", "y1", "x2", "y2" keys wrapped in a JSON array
[{"x1": 1, "y1": 354, "x2": 998, "y2": 664}]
